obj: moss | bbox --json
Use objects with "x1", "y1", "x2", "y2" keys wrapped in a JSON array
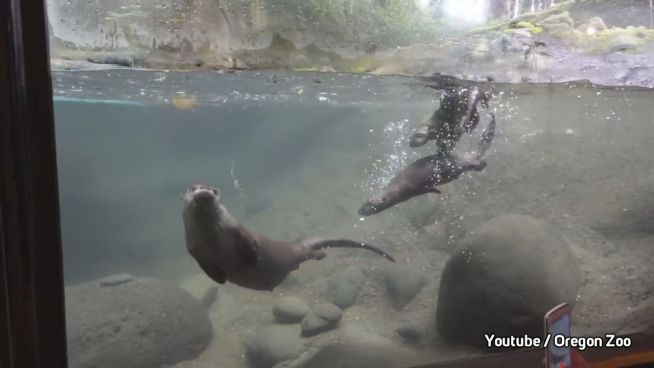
[
  {"x1": 293, "y1": 67, "x2": 323, "y2": 72},
  {"x1": 471, "y1": 0, "x2": 576, "y2": 37},
  {"x1": 512, "y1": 0, "x2": 576, "y2": 25},
  {"x1": 510, "y1": 21, "x2": 536, "y2": 29},
  {"x1": 559, "y1": 25, "x2": 654, "y2": 54},
  {"x1": 541, "y1": 11, "x2": 574, "y2": 27},
  {"x1": 470, "y1": 19, "x2": 506, "y2": 34}
]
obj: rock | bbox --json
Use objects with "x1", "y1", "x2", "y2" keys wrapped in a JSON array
[
  {"x1": 511, "y1": 21, "x2": 536, "y2": 29},
  {"x1": 586, "y1": 175, "x2": 654, "y2": 237},
  {"x1": 66, "y1": 276, "x2": 213, "y2": 368},
  {"x1": 301, "y1": 303, "x2": 342, "y2": 337},
  {"x1": 395, "y1": 319, "x2": 426, "y2": 345},
  {"x1": 609, "y1": 34, "x2": 641, "y2": 53},
  {"x1": 279, "y1": 274, "x2": 301, "y2": 290},
  {"x1": 604, "y1": 52, "x2": 632, "y2": 64},
  {"x1": 541, "y1": 11, "x2": 574, "y2": 27},
  {"x1": 181, "y1": 273, "x2": 219, "y2": 308},
  {"x1": 301, "y1": 314, "x2": 338, "y2": 337},
  {"x1": 313, "y1": 303, "x2": 343, "y2": 323},
  {"x1": 436, "y1": 214, "x2": 581, "y2": 348},
  {"x1": 272, "y1": 297, "x2": 310, "y2": 324},
  {"x1": 245, "y1": 325, "x2": 305, "y2": 368},
  {"x1": 577, "y1": 17, "x2": 607, "y2": 34},
  {"x1": 385, "y1": 266, "x2": 428, "y2": 310},
  {"x1": 301, "y1": 314, "x2": 332, "y2": 337},
  {"x1": 543, "y1": 22, "x2": 573, "y2": 38},
  {"x1": 325, "y1": 265, "x2": 365, "y2": 309},
  {"x1": 86, "y1": 55, "x2": 134, "y2": 67},
  {"x1": 506, "y1": 28, "x2": 533, "y2": 38},
  {"x1": 98, "y1": 273, "x2": 133, "y2": 287}
]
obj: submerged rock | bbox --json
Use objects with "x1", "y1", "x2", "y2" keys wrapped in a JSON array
[
  {"x1": 436, "y1": 214, "x2": 581, "y2": 348},
  {"x1": 313, "y1": 303, "x2": 343, "y2": 322},
  {"x1": 395, "y1": 319, "x2": 426, "y2": 346},
  {"x1": 66, "y1": 276, "x2": 213, "y2": 368},
  {"x1": 302, "y1": 303, "x2": 343, "y2": 337},
  {"x1": 273, "y1": 296, "x2": 310, "y2": 324},
  {"x1": 385, "y1": 266, "x2": 428, "y2": 310},
  {"x1": 325, "y1": 265, "x2": 365, "y2": 309},
  {"x1": 98, "y1": 273, "x2": 133, "y2": 287},
  {"x1": 245, "y1": 325, "x2": 305, "y2": 368},
  {"x1": 586, "y1": 175, "x2": 654, "y2": 237},
  {"x1": 300, "y1": 303, "x2": 343, "y2": 337}
]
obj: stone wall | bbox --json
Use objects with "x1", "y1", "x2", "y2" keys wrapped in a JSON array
[{"x1": 47, "y1": 0, "x2": 443, "y2": 68}]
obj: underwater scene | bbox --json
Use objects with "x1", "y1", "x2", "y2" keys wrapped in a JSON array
[{"x1": 52, "y1": 68, "x2": 654, "y2": 368}]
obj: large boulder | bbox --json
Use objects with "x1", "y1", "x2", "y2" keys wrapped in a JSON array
[
  {"x1": 66, "y1": 274, "x2": 213, "y2": 368},
  {"x1": 584, "y1": 174, "x2": 654, "y2": 237},
  {"x1": 436, "y1": 215, "x2": 581, "y2": 347}
]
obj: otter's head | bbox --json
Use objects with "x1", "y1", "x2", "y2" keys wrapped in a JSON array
[
  {"x1": 182, "y1": 184, "x2": 222, "y2": 211},
  {"x1": 358, "y1": 193, "x2": 397, "y2": 216}
]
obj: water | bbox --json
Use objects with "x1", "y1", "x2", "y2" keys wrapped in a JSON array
[{"x1": 54, "y1": 69, "x2": 654, "y2": 367}]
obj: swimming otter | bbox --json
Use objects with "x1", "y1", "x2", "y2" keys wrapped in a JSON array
[
  {"x1": 182, "y1": 185, "x2": 395, "y2": 291},
  {"x1": 360, "y1": 112, "x2": 495, "y2": 216},
  {"x1": 409, "y1": 86, "x2": 492, "y2": 151}
]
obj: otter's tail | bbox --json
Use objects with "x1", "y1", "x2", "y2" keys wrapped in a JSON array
[{"x1": 306, "y1": 238, "x2": 396, "y2": 262}]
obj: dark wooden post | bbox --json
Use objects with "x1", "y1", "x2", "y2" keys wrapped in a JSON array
[{"x1": 0, "y1": 0, "x2": 69, "y2": 367}]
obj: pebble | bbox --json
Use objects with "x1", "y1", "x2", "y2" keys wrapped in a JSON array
[{"x1": 272, "y1": 297, "x2": 310, "y2": 324}]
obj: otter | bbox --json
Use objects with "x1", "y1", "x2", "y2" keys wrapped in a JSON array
[
  {"x1": 360, "y1": 112, "x2": 495, "y2": 216},
  {"x1": 182, "y1": 185, "x2": 395, "y2": 291},
  {"x1": 409, "y1": 86, "x2": 492, "y2": 151}
]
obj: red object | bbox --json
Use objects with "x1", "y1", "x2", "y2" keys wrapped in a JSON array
[{"x1": 543, "y1": 349, "x2": 588, "y2": 368}]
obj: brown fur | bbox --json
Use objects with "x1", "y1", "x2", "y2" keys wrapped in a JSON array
[
  {"x1": 182, "y1": 185, "x2": 395, "y2": 291},
  {"x1": 360, "y1": 112, "x2": 495, "y2": 216}
]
